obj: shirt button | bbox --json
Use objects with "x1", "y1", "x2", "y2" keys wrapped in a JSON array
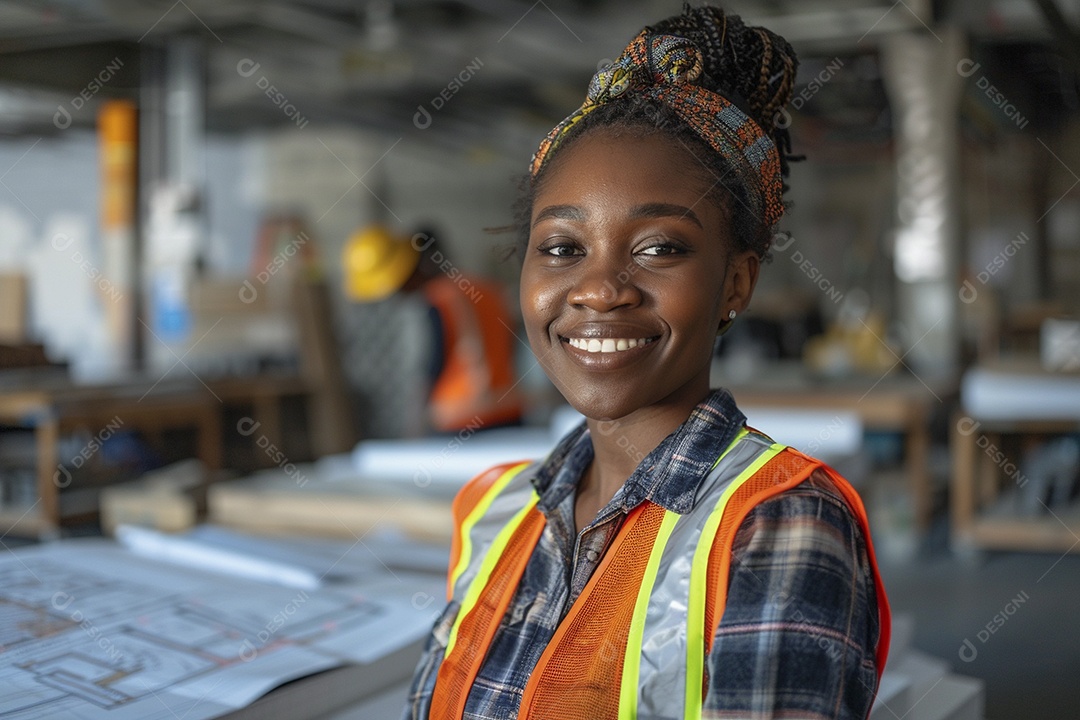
[{"x1": 585, "y1": 549, "x2": 599, "y2": 562}]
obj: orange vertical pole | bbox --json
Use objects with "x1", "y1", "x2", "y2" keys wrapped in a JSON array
[{"x1": 98, "y1": 99, "x2": 138, "y2": 371}]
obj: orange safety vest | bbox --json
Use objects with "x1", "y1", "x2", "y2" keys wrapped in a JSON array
[
  {"x1": 424, "y1": 275, "x2": 523, "y2": 433},
  {"x1": 431, "y1": 430, "x2": 891, "y2": 720}
]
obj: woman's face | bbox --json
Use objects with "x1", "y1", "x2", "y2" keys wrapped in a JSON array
[{"x1": 520, "y1": 129, "x2": 758, "y2": 423}]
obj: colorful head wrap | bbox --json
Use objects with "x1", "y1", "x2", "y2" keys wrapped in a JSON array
[{"x1": 529, "y1": 28, "x2": 785, "y2": 229}]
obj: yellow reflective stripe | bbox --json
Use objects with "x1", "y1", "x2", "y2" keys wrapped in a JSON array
[
  {"x1": 618, "y1": 509, "x2": 680, "y2": 720},
  {"x1": 683, "y1": 441, "x2": 786, "y2": 720},
  {"x1": 448, "y1": 461, "x2": 532, "y2": 593},
  {"x1": 444, "y1": 489, "x2": 540, "y2": 658}
]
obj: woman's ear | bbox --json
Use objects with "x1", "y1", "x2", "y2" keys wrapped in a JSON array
[{"x1": 723, "y1": 249, "x2": 760, "y2": 319}]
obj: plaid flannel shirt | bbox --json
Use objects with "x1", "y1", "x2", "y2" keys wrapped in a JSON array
[{"x1": 404, "y1": 389, "x2": 881, "y2": 720}]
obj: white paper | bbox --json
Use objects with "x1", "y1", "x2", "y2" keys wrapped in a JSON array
[
  {"x1": 0, "y1": 540, "x2": 443, "y2": 720},
  {"x1": 116, "y1": 525, "x2": 323, "y2": 590}
]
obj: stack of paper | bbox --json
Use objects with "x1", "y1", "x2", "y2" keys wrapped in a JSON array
[{"x1": 0, "y1": 532, "x2": 444, "y2": 720}]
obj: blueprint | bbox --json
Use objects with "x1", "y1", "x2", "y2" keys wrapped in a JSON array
[{"x1": 0, "y1": 539, "x2": 443, "y2": 719}]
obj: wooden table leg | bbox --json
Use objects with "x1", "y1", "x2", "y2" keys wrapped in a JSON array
[
  {"x1": 908, "y1": 417, "x2": 932, "y2": 530},
  {"x1": 977, "y1": 433, "x2": 1001, "y2": 507},
  {"x1": 35, "y1": 416, "x2": 60, "y2": 535},
  {"x1": 951, "y1": 415, "x2": 977, "y2": 546},
  {"x1": 253, "y1": 393, "x2": 284, "y2": 463},
  {"x1": 196, "y1": 405, "x2": 223, "y2": 471}
]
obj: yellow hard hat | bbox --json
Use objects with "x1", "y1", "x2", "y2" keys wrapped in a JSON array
[{"x1": 342, "y1": 225, "x2": 419, "y2": 301}]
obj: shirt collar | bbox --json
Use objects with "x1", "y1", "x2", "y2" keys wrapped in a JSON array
[{"x1": 531, "y1": 389, "x2": 747, "y2": 515}]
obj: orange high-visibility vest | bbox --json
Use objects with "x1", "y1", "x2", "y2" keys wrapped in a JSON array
[
  {"x1": 431, "y1": 430, "x2": 891, "y2": 720},
  {"x1": 424, "y1": 276, "x2": 523, "y2": 433}
]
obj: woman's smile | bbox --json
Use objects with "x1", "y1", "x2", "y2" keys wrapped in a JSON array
[{"x1": 558, "y1": 325, "x2": 661, "y2": 369}]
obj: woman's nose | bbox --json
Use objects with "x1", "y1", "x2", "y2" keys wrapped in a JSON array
[{"x1": 567, "y1": 255, "x2": 643, "y2": 312}]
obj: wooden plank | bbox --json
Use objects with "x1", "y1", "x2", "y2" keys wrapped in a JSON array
[
  {"x1": 0, "y1": 390, "x2": 51, "y2": 421},
  {"x1": 971, "y1": 517, "x2": 1080, "y2": 553},
  {"x1": 0, "y1": 506, "x2": 51, "y2": 537},
  {"x1": 209, "y1": 475, "x2": 453, "y2": 543}
]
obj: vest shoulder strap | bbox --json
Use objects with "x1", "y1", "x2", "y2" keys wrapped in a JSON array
[
  {"x1": 434, "y1": 462, "x2": 545, "y2": 720},
  {"x1": 435, "y1": 504, "x2": 545, "y2": 720},
  {"x1": 810, "y1": 462, "x2": 892, "y2": 676},
  {"x1": 700, "y1": 447, "x2": 821, "y2": 658},
  {"x1": 447, "y1": 460, "x2": 534, "y2": 601},
  {"x1": 451, "y1": 461, "x2": 526, "y2": 526}
]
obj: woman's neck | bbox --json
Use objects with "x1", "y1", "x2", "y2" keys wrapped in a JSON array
[{"x1": 576, "y1": 397, "x2": 705, "y2": 528}]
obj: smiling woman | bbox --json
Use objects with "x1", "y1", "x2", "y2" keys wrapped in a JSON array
[
  {"x1": 404, "y1": 5, "x2": 891, "y2": 720},
  {"x1": 521, "y1": 132, "x2": 744, "y2": 455}
]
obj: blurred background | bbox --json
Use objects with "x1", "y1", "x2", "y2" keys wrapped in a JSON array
[{"x1": 0, "y1": 0, "x2": 1078, "y2": 718}]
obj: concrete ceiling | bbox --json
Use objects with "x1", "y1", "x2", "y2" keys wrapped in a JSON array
[{"x1": 0, "y1": 0, "x2": 1073, "y2": 146}]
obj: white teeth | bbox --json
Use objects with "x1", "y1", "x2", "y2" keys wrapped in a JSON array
[{"x1": 567, "y1": 337, "x2": 651, "y2": 353}]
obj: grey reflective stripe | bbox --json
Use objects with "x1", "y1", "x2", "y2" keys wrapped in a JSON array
[
  {"x1": 451, "y1": 462, "x2": 540, "y2": 602},
  {"x1": 635, "y1": 431, "x2": 777, "y2": 718}
]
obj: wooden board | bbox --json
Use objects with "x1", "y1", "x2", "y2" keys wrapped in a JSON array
[{"x1": 209, "y1": 472, "x2": 453, "y2": 543}]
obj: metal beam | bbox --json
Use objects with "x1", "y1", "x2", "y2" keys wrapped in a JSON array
[{"x1": 1033, "y1": 0, "x2": 1080, "y2": 76}]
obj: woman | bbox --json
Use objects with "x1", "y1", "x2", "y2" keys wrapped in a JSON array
[{"x1": 405, "y1": 5, "x2": 890, "y2": 719}]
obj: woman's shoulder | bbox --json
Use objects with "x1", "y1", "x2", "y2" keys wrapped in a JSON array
[
  {"x1": 732, "y1": 463, "x2": 871, "y2": 556},
  {"x1": 730, "y1": 429, "x2": 862, "y2": 519},
  {"x1": 768, "y1": 464, "x2": 858, "y2": 512}
]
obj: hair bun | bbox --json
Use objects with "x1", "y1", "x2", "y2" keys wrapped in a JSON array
[{"x1": 650, "y1": 3, "x2": 798, "y2": 137}]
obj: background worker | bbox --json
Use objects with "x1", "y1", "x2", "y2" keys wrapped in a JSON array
[{"x1": 343, "y1": 224, "x2": 523, "y2": 434}]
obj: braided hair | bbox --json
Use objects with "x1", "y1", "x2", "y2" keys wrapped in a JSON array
[
  {"x1": 650, "y1": 5, "x2": 798, "y2": 176},
  {"x1": 514, "y1": 3, "x2": 799, "y2": 260}
]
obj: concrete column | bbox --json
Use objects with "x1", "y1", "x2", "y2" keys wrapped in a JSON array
[
  {"x1": 882, "y1": 29, "x2": 965, "y2": 379},
  {"x1": 141, "y1": 37, "x2": 207, "y2": 370}
]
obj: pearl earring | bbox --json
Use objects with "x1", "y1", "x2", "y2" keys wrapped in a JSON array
[{"x1": 717, "y1": 309, "x2": 738, "y2": 336}]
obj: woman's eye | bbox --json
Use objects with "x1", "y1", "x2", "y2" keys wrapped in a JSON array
[
  {"x1": 638, "y1": 242, "x2": 682, "y2": 256},
  {"x1": 540, "y1": 243, "x2": 582, "y2": 257}
]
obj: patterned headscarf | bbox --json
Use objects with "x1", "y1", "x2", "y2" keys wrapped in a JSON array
[{"x1": 530, "y1": 28, "x2": 785, "y2": 229}]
